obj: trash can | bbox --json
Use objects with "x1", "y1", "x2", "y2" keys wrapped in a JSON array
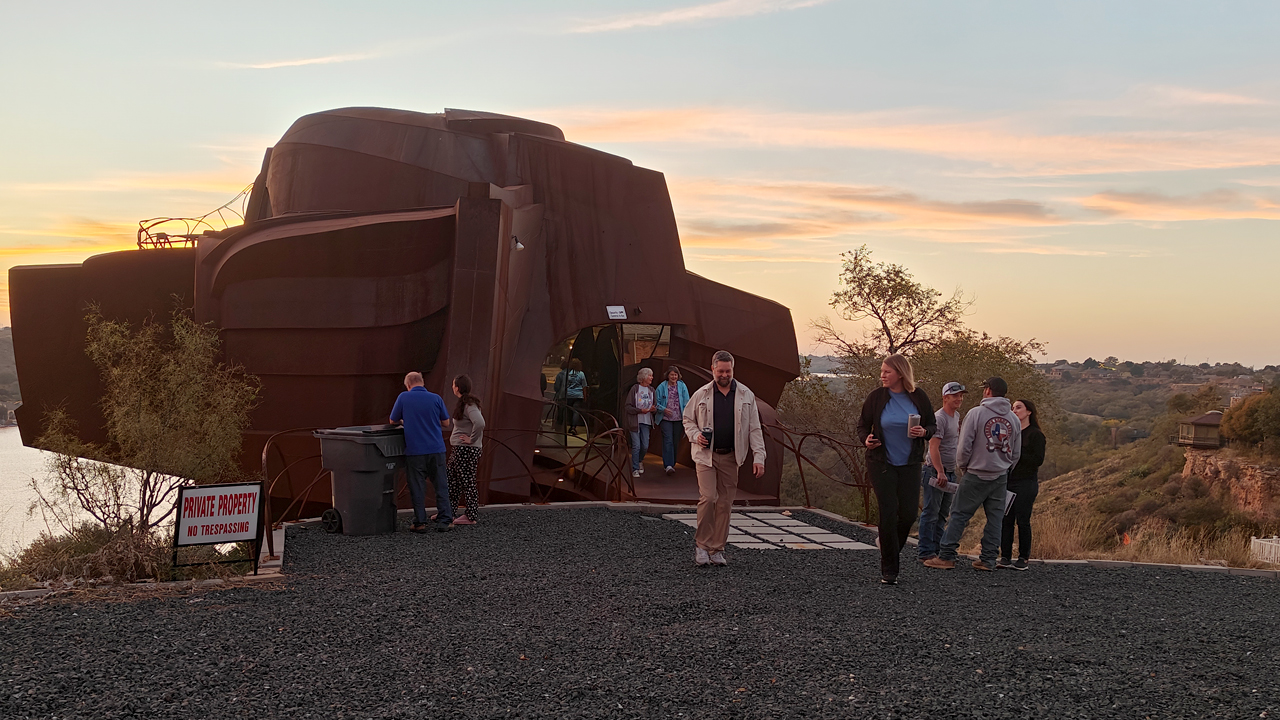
[{"x1": 313, "y1": 425, "x2": 405, "y2": 535}]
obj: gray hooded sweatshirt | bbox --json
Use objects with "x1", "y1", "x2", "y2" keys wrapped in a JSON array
[{"x1": 956, "y1": 397, "x2": 1022, "y2": 480}]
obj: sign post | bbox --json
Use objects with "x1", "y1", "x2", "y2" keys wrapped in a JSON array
[{"x1": 172, "y1": 481, "x2": 266, "y2": 575}]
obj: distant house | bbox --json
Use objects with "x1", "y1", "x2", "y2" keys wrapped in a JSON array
[{"x1": 1173, "y1": 411, "x2": 1225, "y2": 449}]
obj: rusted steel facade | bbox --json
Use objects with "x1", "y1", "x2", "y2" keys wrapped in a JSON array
[{"x1": 10, "y1": 108, "x2": 800, "y2": 516}]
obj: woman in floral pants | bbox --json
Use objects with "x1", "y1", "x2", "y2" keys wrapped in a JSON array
[{"x1": 447, "y1": 374, "x2": 485, "y2": 524}]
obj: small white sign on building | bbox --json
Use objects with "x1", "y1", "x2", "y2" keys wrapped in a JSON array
[{"x1": 606, "y1": 305, "x2": 628, "y2": 320}]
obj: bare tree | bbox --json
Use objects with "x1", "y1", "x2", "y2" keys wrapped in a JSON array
[{"x1": 813, "y1": 245, "x2": 972, "y2": 358}]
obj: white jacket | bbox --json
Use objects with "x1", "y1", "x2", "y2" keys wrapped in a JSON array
[{"x1": 682, "y1": 380, "x2": 766, "y2": 468}]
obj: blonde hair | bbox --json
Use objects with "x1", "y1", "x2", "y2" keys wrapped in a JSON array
[{"x1": 882, "y1": 354, "x2": 916, "y2": 393}]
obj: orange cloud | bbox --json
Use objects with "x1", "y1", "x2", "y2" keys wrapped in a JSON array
[
  {"x1": 1080, "y1": 189, "x2": 1280, "y2": 221},
  {"x1": 669, "y1": 178, "x2": 1063, "y2": 250}
]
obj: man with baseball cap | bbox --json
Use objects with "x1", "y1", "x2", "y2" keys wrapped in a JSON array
[
  {"x1": 917, "y1": 381, "x2": 966, "y2": 562},
  {"x1": 925, "y1": 376, "x2": 1021, "y2": 571}
]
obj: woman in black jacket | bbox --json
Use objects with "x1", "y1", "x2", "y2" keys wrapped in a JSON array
[
  {"x1": 857, "y1": 353, "x2": 936, "y2": 585},
  {"x1": 1000, "y1": 398, "x2": 1045, "y2": 570}
]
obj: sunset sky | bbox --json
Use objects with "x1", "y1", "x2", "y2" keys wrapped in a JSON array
[{"x1": 3, "y1": 1, "x2": 1279, "y2": 365}]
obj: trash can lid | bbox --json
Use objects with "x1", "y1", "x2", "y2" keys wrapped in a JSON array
[
  {"x1": 313, "y1": 424, "x2": 403, "y2": 438},
  {"x1": 313, "y1": 425, "x2": 406, "y2": 457}
]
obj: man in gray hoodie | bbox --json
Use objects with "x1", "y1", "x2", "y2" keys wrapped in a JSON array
[{"x1": 924, "y1": 377, "x2": 1022, "y2": 571}]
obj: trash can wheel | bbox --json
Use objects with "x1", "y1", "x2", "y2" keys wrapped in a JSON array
[{"x1": 321, "y1": 508, "x2": 343, "y2": 534}]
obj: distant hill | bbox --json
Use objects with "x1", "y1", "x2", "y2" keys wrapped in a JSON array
[
  {"x1": 803, "y1": 355, "x2": 843, "y2": 374},
  {"x1": 0, "y1": 327, "x2": 19, "y2": 403},
  {"x1": 1039, "y1": 430, "x2": 1279, "y2": 538}
]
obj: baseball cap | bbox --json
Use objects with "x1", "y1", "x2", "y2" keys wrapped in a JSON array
[
  {"x1": 941, "y1": 382, "x2": 967, "y2": 396},
  {"x1": 981, "y1": 377, "x2": 1009, "y2": 397}
]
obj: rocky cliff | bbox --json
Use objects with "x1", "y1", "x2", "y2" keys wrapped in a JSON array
[{"x1": 1183, "y1": 448, "x2": 1280, "y2": 516}]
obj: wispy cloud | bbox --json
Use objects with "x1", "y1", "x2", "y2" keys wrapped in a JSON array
[
  {"x1": 570, "y1": 0, "x2": 831, "y2": 33},
  {"x1": 3, "y1": 171, "x2": 250, "y2": 197},
  {"x1": 219, "y1": 51, "x2": 381, "y2": 70},
  {"x1": 688, "y1": 252, "x2": 838, "y2": 263},
  {"x1": 0, "y1": 219, "x2": 139, "y2": 248},
  {"x1": 1142, "y1": 84, "x2": 1270, "y2": 107},
  {"x1": 670, "y1": 178, "x2": 1063, "y2": 250},
  {"x1": 1080, "y1": 188, "x2": 1280, "y2": 221},
  {"x1": 543, "y1": 107, "x2": 1280, "y2": 176}
]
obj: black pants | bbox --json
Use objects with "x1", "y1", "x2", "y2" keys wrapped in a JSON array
[
  {"x1": 870, "y1": 461, "x2": 922, "y2": 578},
  {"x1": 1001, "y1": 478, "x2": 1039, "y2": 561},
  {"x1": 565, "y1": 398, "x2": 585, "y2": 433},
  {"x1": 406, "y1": 453, "x2": 451, "y2": 527}
]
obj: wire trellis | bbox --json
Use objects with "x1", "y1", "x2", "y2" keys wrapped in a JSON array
[{"x1": 137, "y1": 184, "x2": 254, "y2": 249}]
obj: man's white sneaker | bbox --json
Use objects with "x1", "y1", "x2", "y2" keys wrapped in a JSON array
[
  {"x1": 694, "y1": 548, "x2": 711, "y2": 566},
  {"x1": 639, "y1": 465, "x2": 645, "y2": 474},
  {"x1": 632, "y1": 470, "x2": 641, "y2": 478},
  {"x1": 710, "y1": 551, "x2": 728, "y2": 566},
  {"x1": 665, "y1": 466, "x2": 675, "y2": 475}
]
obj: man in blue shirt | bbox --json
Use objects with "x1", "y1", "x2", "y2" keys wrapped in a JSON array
[{"x1": 390, "y1": 372, "x2": 454, "y2": 532}]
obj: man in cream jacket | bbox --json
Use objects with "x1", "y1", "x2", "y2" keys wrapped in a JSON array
[{"x1": 682, "y1": 350, "x2": 766, "y2": 567}]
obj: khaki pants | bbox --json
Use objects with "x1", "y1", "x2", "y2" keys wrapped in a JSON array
[{"x1": 695, "y1": 452, "x2": 740, "y2": 552}]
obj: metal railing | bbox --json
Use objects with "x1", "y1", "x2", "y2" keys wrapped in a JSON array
[
  {"x1": 256, "y1": 406, "x2": 633, "y2": 551},
  {"x1": 254, "y1": 406, "x2": 874, "y2": 548},
  {"x1": 764, "y1": 422, "x2": 873, "y2": 520}
]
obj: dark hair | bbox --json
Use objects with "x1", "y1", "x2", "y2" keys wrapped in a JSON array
[
  {"x1": 569, "y1": 358, "x2": 584, "y2": 372},
  {"x1": 666, "y1": 366, "x2": 682, "y2": 381},
  {"x1": 982, "y1": 376, "x2": 1008, "y2": 397},
  {"x1": 452, "y1": 374, "x2": 482, "y2": 420},
  {"x1": 1016, "y1": 398, "x2": 1040, "y2": 430},
  {"x1": 712, "y1": 350, "x2": 734, "y2": 366}
]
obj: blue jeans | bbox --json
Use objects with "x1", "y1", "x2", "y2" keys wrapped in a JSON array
[
  {"x1": 660, "y1": 419, "x2": 681, "y2": 468},
  {"x1": 630, "y1": 423, "x2": 652, "y2": 472},
  {"x1": 917, "y1": 466, "x2": 955, "y2": 560},
  {"x1": 938, "y1": 472, "x2": 1007, "y2": 565},
  {"x1": 406, "y1": 453, "x2": 452, "y2": 526}
]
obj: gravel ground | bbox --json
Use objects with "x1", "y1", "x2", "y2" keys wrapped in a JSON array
[{"x1": 2, "y1": 507, "x2": 1278, "y2": 719}]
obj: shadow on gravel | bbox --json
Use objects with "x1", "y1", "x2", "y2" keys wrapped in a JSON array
[{"x1": 3, "y1": 507, "x2": 1278, "y2": 719}]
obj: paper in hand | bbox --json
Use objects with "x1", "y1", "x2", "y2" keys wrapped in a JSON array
[
  {"x1": 930, "y1": 473, "x2": 959, "y2": 493},
  {"x1": 1004, "y1": 490, "x2": 1017, "y2": 515}
]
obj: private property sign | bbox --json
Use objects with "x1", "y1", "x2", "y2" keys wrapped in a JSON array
[{"x1": 175, "y1": 482, "x2": 263, "y2": 547}]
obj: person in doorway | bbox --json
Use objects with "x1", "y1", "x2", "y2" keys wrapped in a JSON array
[
  {"x1": 918, "y1": 382, "x2": 966, "y2": 563},
  {"x1": 389, "y1": 372, "x2": 454, "y2": 533},
  {"x1": 682, "y1": 350, "x2": 766, "y2": 567},
  {"x1": 624, "y1": 367, "x2": 657, "y2": 478},
  {"x1": 999, "y1": 398, "x2": 1045, "y2": 570},
  {"x1": 926, "y1": 377, "x2": 1022, "y2": 571},
  {"x1": 563, "y1": 358, "x2": 587, "y2": 434},
  {"x1": 654, "y1": 366, "x2": 690, "y2": 475},
  {"x1": 857, "y1": 354, "x2": 936, "y2": 585},
  {"x1": 447, "y1": 374, "x2": 485, "y2": 526}
]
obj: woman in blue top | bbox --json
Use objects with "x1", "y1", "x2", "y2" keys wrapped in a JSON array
[
  {"x1": 557, "y1": 358, "x2": 587, "y2": 434},
  {"x1": 653, "y1": 366, "x2": 691, "y2": 475},
  {"x1": 856, "y1": 353, "x2": 937, "y2": 585}
]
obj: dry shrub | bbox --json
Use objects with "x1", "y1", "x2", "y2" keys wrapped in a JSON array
[
  {"x1": 12, "y1": 523, "x2": 170, "y2": 584},
  {"x1": 11, "y1": 305, "x2": 261, "y2": 588},
  {"x1": 999, "y1": 503, "x2": 1266, "y2": 567},
  {"x1": 1112, "y1": 519, "x2": 1258, "y2": 567}
]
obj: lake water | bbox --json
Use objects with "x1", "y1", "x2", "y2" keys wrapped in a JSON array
[{"x1": 0, "y1": 426, "x2": 56, "y2": 554}]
